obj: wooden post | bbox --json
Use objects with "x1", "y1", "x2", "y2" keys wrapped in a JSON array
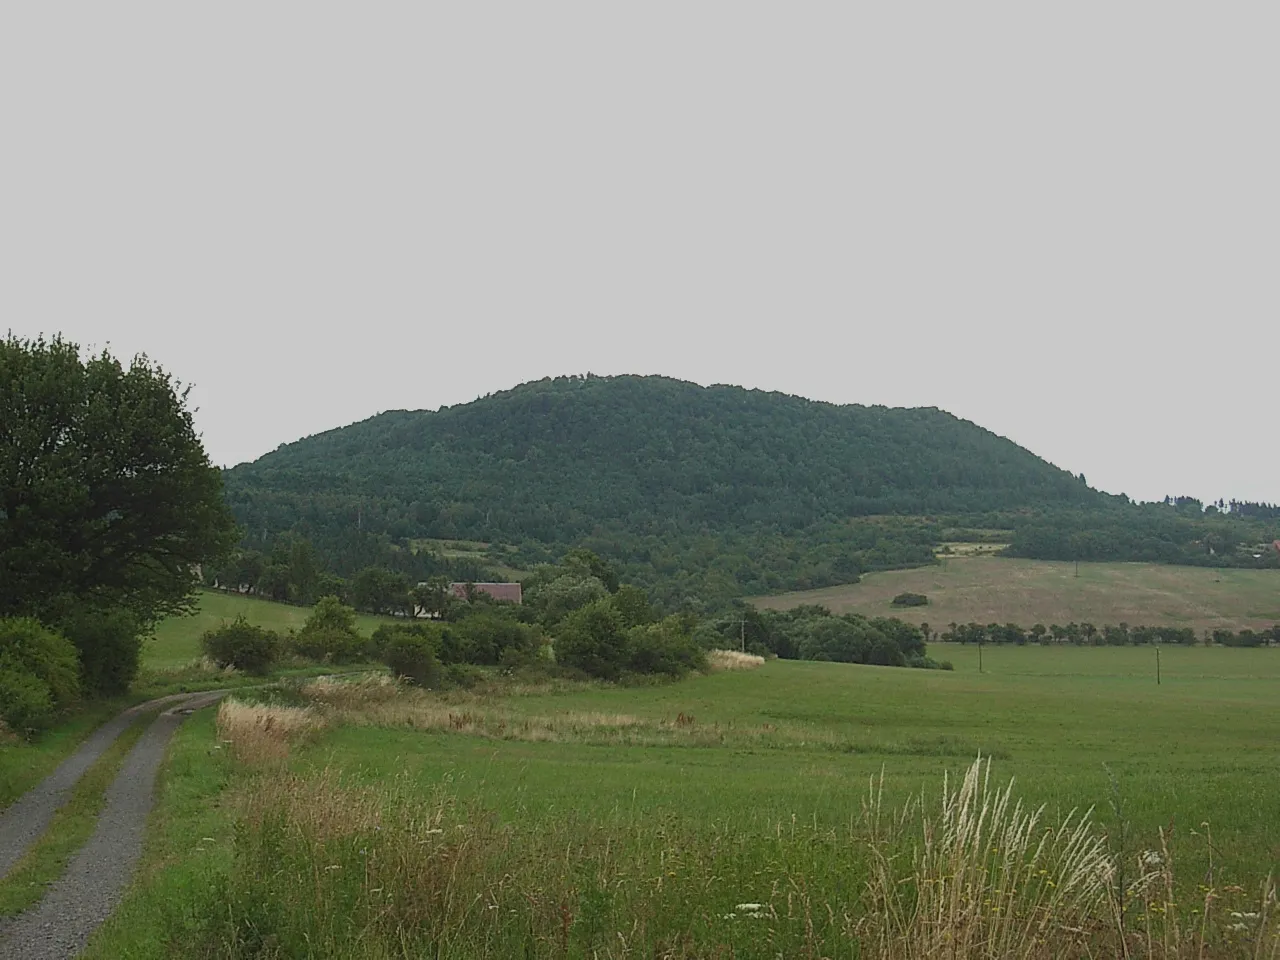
[{"x1": 1156, "y1": 647, "x2": 1161, "y2": 686}]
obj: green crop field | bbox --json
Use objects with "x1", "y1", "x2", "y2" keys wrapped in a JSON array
[
  {"x1": 84, "y1": 640, "x2": 1280, "y2": 958},
  {"x1": 755, "y1": 557, "x2": 1280, "y2": 634}
]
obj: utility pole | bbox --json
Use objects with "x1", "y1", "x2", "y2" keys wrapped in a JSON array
[{"x1": 1156, "y1": 647, "x2": 1161, "y2": 686}]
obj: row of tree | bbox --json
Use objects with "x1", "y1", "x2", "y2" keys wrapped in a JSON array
[
  {"x1": 203, "y1": 549, "x2": 708, "y2": 685},
  {"x1": 696, "y1": 604, "x2": 947, "y2": 669},
  {"x1": 935, "y1": 620, "x2": 1280, "y2": 647}
]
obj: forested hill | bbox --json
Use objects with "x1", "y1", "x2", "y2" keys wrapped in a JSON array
[{"x1": 225, "y1": 374, "x2": 1101, "y2": 545}]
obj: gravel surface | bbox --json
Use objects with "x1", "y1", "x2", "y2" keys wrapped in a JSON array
[
  {"x1": 0, "y1": 692, "x2": 224, "y2": 960},
  {"x1": 0, "y1": 693, "x2": 193, "y2": 882}
]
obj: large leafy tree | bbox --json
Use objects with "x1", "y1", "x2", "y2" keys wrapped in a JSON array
[{"x1": 0, "y1": 335, "x2": 238, "y2": 628}]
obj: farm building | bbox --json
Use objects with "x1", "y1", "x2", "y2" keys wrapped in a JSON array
[{"x1": 448, "y1": 581, "x2": 523, "y2": 604}]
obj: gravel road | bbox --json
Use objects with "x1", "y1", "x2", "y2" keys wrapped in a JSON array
[
  {"x1": 0, "y1": 693, "x2": 196, "y2": 882},
  {"x1": 0, "y1": 691, "x2": 224, "y2": 960}
]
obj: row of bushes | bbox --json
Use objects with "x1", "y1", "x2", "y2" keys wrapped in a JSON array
[
  {"x1": 697, "y1": 605, "x2": 947, "y2": 669},
  {"x1": 938, "y1": 620, "x2": 1280, "y2": 647},
  {"x1": 200, "y1": 595, "x2": 550, "y2": 684},
  {"x1": 202, "y1": 586, "x2": 708, "y2": 688}
]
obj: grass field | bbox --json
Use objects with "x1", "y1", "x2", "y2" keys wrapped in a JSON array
[
  {"x1": 81, "y1": 642, "x2": 1280, "y2": 957},
  {"x1": 756, "y1": 557, "x2": 1280, "y2": 633},
  {"x1": 145, "y1": 588, "x2": 394, "y2": 668}
]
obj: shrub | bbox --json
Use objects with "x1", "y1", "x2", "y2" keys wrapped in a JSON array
[
  {"x1": 868, "y1": 636, "x2": 907, "y2": 667},
  {"x1": 0, "y1": 666, "x2": 55, "y2": 731},
  {"x1": 442, "y1": 663, "x2": 487, "y2": 689},
  {"x1": 531, "y1": 573, "x2": 608, "y2": 627},
  {"x1": 291, "y1": 628, "x2": 366, "y2": 664},
  {"x1": 201, "y1": 617, "x2": 282, "y2": 674},
  {"x1": 57, "y1": 608, "x2": 143, "y2": 695},
  {"x1": 891, "y1": 592, "x2": 929, "y2": 607},
  {"x1": 0, "y1": 617, "x2": 81, "y2": 707},
  {"x1": 626, "y1": 617, "x2": 706, "y2": 677},
  {"x1": 294, "y1": 596, "x2": 365, "y2": 664},
  {"x1": 0, "y1": 618, "x2": 83, "y2": 730},
  {"x1": 452, "y1": 613, "x2": 541, "y2": 666},
  {"x1": 555, "y1": 599, "x2": 628, "y2": 680},
  {"x1": 376, "y1": 625, "x2": 443, "y2": 688},
  {"x1": 798, "y1": 617, "x2": 874, "y2": 663},
  {"x1": 306, "y1": 595, "x2": 359, "y2": 634}
]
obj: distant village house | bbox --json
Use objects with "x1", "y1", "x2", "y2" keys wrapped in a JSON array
[{"x1": 448, "y1": 582, "x2": 523, "y2": 605}]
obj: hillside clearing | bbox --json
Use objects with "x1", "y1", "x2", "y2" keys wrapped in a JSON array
[{"x1": 755, "y1": 557, "x2": 1280, "y2": 633}]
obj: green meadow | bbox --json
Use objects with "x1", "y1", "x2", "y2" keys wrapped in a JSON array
[{"x1": 80, "y1": 624, "x2": 1280, "y2": 957}]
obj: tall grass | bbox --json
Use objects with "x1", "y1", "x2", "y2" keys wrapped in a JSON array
[
  {"x1": 706, "y1": 649, "x2": 767, "y2": 672},
  {"x1": 215, "y1": 699, "x2": 326, "y2": 766},
  {"x1": 863, "y1": 758, "x2": 1114, "y2": 958},
  {"x1": 163, "y1": 724, "x2": 1280, "y2": 959},
  {"x1": 282, "y1": 675, "x2": 997, "y2": 756}
]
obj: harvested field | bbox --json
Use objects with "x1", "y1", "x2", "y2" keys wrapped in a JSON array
[{"x1": 755, "y1": 557, "x2": 1280, "y2": 633}]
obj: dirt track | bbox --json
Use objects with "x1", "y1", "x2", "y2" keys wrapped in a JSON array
[{"x1": 0, "y1": 692, "x2": 224, "y2": 959}]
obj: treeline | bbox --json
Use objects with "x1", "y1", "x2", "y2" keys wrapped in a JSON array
[
  {"x1": 937, "y1": 620, "x2": 1280, "y2": 647},
  {"x1": 1005, "y1": 502, "x2": 1280, "y2": 570},
  {"x1": 204, "y1": 535, "x2": 509, "y2": 615},
  {"x1": 205, "y1": 550, "x2": 708, "y2": 684},
  {"x1": 697, "y1": 605, "x2": 949, "y2": 669}
]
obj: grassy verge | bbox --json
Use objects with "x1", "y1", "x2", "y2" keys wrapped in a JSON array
[
  {"x1": 80, "y1": 709, "x2": 234, "y2": 960},
  {"x1": 0, "y1": 709, "x2": 156, "y2": 916},
  {"x1": 0, "y1": 700, "x2": 133, "y2": 811}
]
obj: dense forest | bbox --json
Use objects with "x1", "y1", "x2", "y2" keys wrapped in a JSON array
[{"x1": 222, "y1": 375, "x2": 1280, "y2": 608}]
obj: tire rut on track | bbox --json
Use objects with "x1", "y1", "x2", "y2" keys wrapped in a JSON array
[
  {"x1": 0, "y1": 693, "x2": 194, "y2": 882},
  {"x1": 0, "y1": 691, "x2": 225, "y2": 960}
]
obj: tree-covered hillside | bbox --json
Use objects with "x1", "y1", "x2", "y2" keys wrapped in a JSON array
[{"x1": 223, "y1": 376, "x2": 1110, "y2": 604}]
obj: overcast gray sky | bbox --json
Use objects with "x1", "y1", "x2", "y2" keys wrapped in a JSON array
[{"x1": 3, "y1": 5, "x2": 1275, "y2": 504}]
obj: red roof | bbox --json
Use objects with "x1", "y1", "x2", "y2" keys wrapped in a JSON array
[{"x1": 448, "y1": 582, "x2": 523, "y2": 604}]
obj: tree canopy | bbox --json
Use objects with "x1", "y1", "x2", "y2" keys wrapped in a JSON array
[{"x1": 0, "y1": 335, "x2": 237, "y2": 627}]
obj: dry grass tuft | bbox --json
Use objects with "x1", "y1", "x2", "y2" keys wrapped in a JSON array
[
  {"x1": 215, "y1": 699, "x2": 327, "y2": 766},
  {"x1": 706, "y1": 649, "x2": 766, "y2": 671},
  {"x1": 864, "y1": 756, "x2": 1115, "y2": 958},
  {"x1": 300, "y1": 673, "x2": 403, "y2": 709}
]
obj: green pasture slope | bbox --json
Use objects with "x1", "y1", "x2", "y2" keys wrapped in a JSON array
[
  {"x1": 84, "y1": 642, "x2": 1280, "y2": 956},
  {"x1": 756, "y1": 556, "x2": 1280, "y2": 634},
  {"x1": 146, "y1": 588, "x2": 393, "y2": 668}
]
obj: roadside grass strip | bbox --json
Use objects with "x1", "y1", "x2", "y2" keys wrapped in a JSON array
[
  {"x1": 0, "y1": 709, "x2": 156, "y2": 917},
  {"x1": 0, "y1": 701, "x2": 131, "y2": 812}
]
